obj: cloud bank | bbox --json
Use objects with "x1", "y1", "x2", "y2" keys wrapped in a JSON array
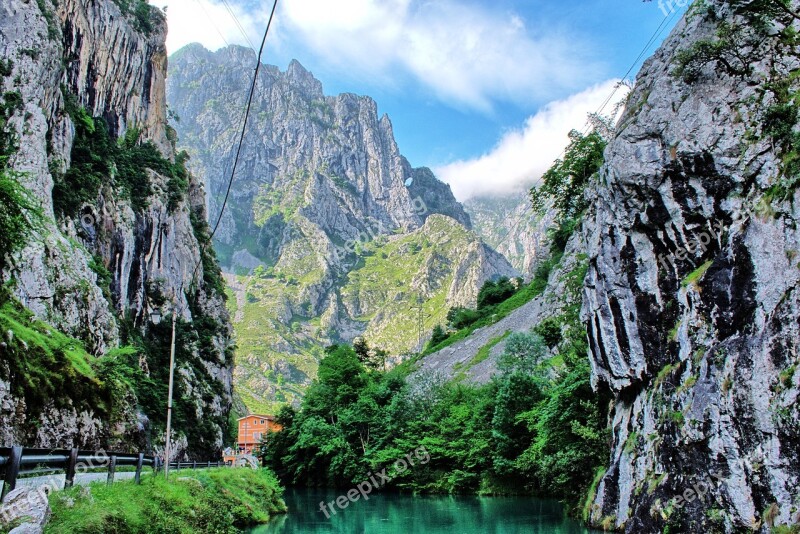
[
  {"x1": 435, "y1": 79, "x2": 626, "y2": 201},
  {"x1": 157, "y1": 0, "x2": 602, "y2": 112},
  {"x1": 156, "y1": 0, "x2": 272, "y2": 53}
]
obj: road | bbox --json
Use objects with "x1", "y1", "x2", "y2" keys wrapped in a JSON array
[{"x1": 12, "y1": 470, "x2": 149, "y2": 492}]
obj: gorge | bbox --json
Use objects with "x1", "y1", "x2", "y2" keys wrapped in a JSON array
[{"x1": 0, "y1": 0, "x2": 799, "y2": 533}]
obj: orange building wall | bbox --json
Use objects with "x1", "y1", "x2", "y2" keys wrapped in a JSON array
[{"x1": 236, "y1": 415, "x2": 282, "y2": 454}]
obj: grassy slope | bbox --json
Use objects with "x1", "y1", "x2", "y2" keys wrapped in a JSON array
[
  {"x1": 46, "y1": 468, "x2": 286, "y2": 534},
  {"x1": 420, "y1": 253, "x2": 558, "y2": 358},
  {"x1": 229, "y1": 270, "x2": 324, "y2": 414},
  {"x1": 0, "y1": 288, "x2": 117, "y2": 422},
  {"x1": 342, "y1": 214, "x2": 475, "y2": 353},
  {"x1": 228, "y1": 215, "x2": 485, "y2": 413}
]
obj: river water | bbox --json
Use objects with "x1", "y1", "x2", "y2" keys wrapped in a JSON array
[{"x1": 249, "y1": 488, "x2": 602, "y2": 533}]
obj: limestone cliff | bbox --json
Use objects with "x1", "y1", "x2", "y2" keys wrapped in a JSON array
[
  {"x1": 464, "y1": 193, "x2": 555, "y2": 276},
  {"x1": 0, "y1": 0, "x2": 233, "y2": 459},
  {"x1": 583, "y1": 1, "x2": 800, "y2": 531},
  {"x1": 167, "y1": 45, "x2": 515, "y2": 412}
]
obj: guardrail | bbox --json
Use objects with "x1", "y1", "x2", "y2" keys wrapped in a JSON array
[{"x1": 0, "y1": 446, "x2": 224, "y2": 499}]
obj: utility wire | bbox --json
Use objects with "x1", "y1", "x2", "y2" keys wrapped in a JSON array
[
  {"x1": 220, "y1": 0, "x2": 258, "y2": 52},
  {"x1": 209, "y1": 0, "x2": 278, "y2": 241},
  {"x1": 194, "y1": 0, "x2": 232, "y2": 49},
  {"x1": 517, "y1": 7, "x2": 686, "y2": 249},
  {"x1": 586, "y1": 6, "x2": 684, "y2": 128},
  {"x1": 185, "y1": 0, "x2": 279, "y2": 296}
]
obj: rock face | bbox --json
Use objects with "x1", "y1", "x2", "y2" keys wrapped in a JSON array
[
  {"x1": 0, "y1": 0, "x2": 233, "y2": 458},
  {"x1": 417, "y1": 232, "x2": 586, "y2": 384},
  {"x1": 464, "y1": 193, "x2": 554, "y2": 276},
  {"x1": 0, "y1": 487, "x2": 51, "y2": 534},
  {"x1": 408, "y1": 167, "x2": 472, "y2": 229},
  {"x1": 167, "y1": 45, "x2": 515, "y2": 412},
  {"x1": 167, "y1": 45, "x2": 471, "y2": 263},
  {"x1": 582, "y1": 2, "x2": 800, "y2": 531}
]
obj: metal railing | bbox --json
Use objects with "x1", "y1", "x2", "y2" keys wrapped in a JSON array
[{"x1": 0, "y1": 446, "x2": 224, "y2": 499}]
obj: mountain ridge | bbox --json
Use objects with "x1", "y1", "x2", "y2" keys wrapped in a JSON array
[{"x1": 167, "y1": 44, "x2": 516, "y2": 411}]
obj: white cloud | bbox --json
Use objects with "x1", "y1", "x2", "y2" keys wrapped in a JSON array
[
  {"x1": 281, "y1": 0, "x2": 600, "y2": 110},
  {"x1": 157, "y1": 0, "x2": 603, "y2": 112},
  {"x1": 435, "y1": 79, "x2": 627, "y2": 201},
  {"x1": 154, "y1": 0, "x2": 274, "y2": 54}
]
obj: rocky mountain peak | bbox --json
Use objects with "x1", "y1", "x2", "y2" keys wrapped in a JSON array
[
  {"x1": 286, "y1": 58, "x2": 323, "y2": 97},
  {"x1": 167, "y1": 45, "x2": 513, "y2": 410}
]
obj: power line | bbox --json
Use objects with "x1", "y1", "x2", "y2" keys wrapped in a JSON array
[
  {"x1": 519, "y1": 7, "x2": 686, "y2": 249},
  {"x1": 186, "y1": 0, "x2": 279, "y2": 294},
  {"x1": 587, "y1": 6, "x2": 684, "y2": 126},
  {"x1": 209, "y1": 0, "x2": 278, "y2": 241},
  {"x1": 194, "y1": 0, "x2": 231, "y2": 49},
  {"x1": 220, "y1": 0, "x2": 257, "y2": 52}
]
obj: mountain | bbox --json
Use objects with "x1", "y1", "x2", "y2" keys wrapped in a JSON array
[
  {"x1": 582, "y1": 1, "x2": 800, "y2": 531},
  {"x1": 166, "y1": 45, "x2": 516, "y2": 412},
  {"x1": 0, "y1": 0, "x2": 232, "y2": 459},
  {"x1": 464, "y1": 193, "x2": 554, "y2": 276}
]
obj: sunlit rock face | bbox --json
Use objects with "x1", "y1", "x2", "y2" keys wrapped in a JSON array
[
  {"x1": 0, "y1": 0, "x2": 232, "y2": 458},
  {"x1": 582, "y1": 1, "x2": 800, "y2": 531},
  {"x1": 167, "y1": 46, "x2": 516, "y2": 411}
]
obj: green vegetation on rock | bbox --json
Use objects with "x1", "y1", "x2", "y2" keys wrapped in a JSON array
[
  {"x1": 424, "y1": 256, "x2": 558, "y2": 356},
  {"x1": 0, "y1": 90, "x2": 43, "y2": 272},
  {"x1": 530, "y1": 129, "x2": 606, "y2": 224},
  {"x1": 54, "y1": 89, "x2": 191, "y2": 217},
  {"x1": 0, "y1": 286, "x2": 108, "y2": 416},
  {"x1": 265, "y1": 302, "x2": 609, "y2": 513},
  {"x1": 672, "y1": 2, "x2": 800, "y2": 203},
  {"x1": 229, "y1": 214, "x2": 502, "y2": 412},
  {"x1": 0, "y1": 281, "x2": 231, "y2": 454}
]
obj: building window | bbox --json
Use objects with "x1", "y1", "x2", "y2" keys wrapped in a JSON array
[{"x1": 260, "y1": 419, "x2": 265, "y2": 424}]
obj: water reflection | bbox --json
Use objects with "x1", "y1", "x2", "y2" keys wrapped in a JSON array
[{"x1": 249, "y1": 488, "x2": 602, "y2": 534}]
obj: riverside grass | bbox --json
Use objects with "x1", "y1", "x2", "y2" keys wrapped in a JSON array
[{"x1": 46, "y1": 468, "x2": 286, "y2": 533}]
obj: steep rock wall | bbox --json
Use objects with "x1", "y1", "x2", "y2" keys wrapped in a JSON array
[
  {"x1": 583, "y1": 2, "x2": 800, "y2": 531},
  {"x1": 0, "y1": 0, "x2": 233, "y2": 458},
  {"x1": 167, "y1": 44, "x2": 515, "y2": 411}
]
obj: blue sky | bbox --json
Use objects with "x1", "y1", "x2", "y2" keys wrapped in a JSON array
[{"x1": 156, "y1": 0, "x2": 687, "y2": 199}]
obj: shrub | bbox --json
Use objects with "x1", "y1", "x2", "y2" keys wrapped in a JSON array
[
  {"x1": 446, "y1": 306, "x2": 483, "y2": 330},
  {"x1": 477, "y1": 277, "x2": 518, "y2": 310},
  {"x1": 55, "y1": 88, "x2": 193, "y2": 217},
  {"x1": 535, "y1": 317, "x2": 563, "y2": 348},
  {"x1": 0, "y1": 171, "x2": 42, "y2": 272},
  {"x1": 428, "y1": 324, "x2": 448, "y2": 348},
  {"x1": 530, "y1": 130, "x2": 606, "y2": 225}
]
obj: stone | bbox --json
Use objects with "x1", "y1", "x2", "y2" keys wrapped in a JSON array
[
  {"x1": 0, "y1": 0, "x2": 233, "y2": 458},
  {"x1": 166, "y1": 45, "x2": 517, "y2": 407},
  {"x1": 0, "y1": 487, "x2": 52, "y2": 534}
]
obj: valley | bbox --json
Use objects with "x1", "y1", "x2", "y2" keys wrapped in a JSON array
[
  {"x1": 166, "y1": 47, "x2": 519, "y2": 410},
  {"x1": 0, "y1": 0, "x2": 799, "y2": 532}
]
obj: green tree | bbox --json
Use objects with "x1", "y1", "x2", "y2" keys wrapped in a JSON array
[
  {"x1": 428, "y1": 324, "x2": 448, "y2": 348},
  {"x1": 353, "y1": 337, "x2": 371, "y2": 365},
  {"x1": 497, "y1": 332, "x2": 548, "y2": 375},
  {"x1": 530, "y1": 129, "x2": 606, "y2": 223},
  {"x1": 446, "y1": 306, "x2": 482, "y2": 329},
  {"x1": 477, "y1": 277, "x2": 517, "y2": 310},
  {"x1": 534, "y1": 317, "x2": 563, "y2": 348},
  {"x1": 516, "y1": 362, "x2": 609, "y2": 507},
  {"x1": 491, "y1": 372, "x2": 542, "y2": 479}
]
